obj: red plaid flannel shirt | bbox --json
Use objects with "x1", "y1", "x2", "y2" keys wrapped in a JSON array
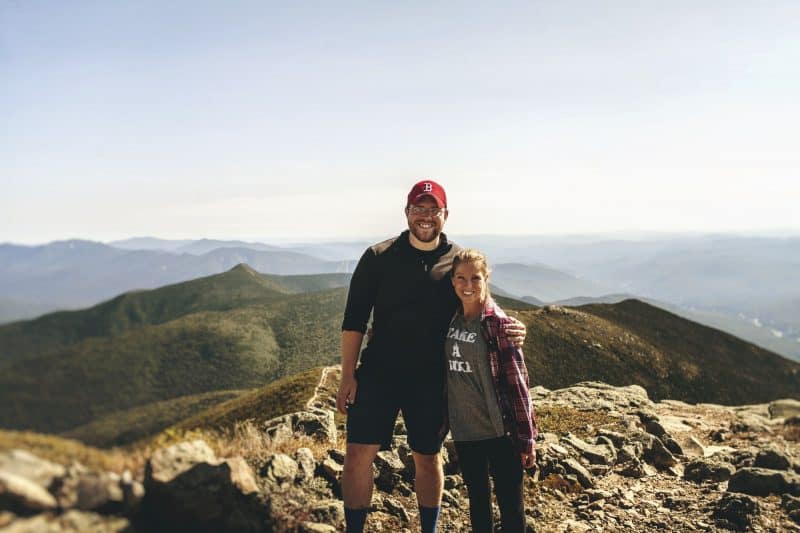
[{"x1": 480, "y1": 298, "x2": 538, "y2": 454}]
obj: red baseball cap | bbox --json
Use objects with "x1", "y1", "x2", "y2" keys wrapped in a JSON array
[{"x1": 407, "y1": 179, "x2": 447, "y2": 208}]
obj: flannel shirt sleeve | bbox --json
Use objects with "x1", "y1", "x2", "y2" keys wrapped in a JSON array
[{"x1": 497, "y1": 317, "x2": 538, "y2": 454}]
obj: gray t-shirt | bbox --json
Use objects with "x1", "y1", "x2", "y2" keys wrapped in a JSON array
[{"x1": 445, "y1": 313, "x2": 505, "y2": 441}]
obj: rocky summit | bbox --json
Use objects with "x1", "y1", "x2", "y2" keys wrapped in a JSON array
[{"x1": 1, "y1": 366, "x2": 799, "y2": 532}]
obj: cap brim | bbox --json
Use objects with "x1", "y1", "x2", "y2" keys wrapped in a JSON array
[{"x1": 411, "y1": 193, "x2": 445, "y2": 208}]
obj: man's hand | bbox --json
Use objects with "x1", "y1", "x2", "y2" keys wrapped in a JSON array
[
  {"x1": 336, "y1": 373, "x2": 358, "y2": 415},
  {"x1": 521, "y1": 450, "x2": 536, "y2": 469},
  {"x1": 503, "y1": 317, "x2": 527, "y2": 348}
]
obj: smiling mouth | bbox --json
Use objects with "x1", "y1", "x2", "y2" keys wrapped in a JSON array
[{"x1": 418, "y1": 223, "x2": 434, "y2": 229}]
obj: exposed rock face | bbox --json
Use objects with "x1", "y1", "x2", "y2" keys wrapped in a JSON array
[
  {"x1": 727, "y1": 467, "x2": 800, "y2": 497},
  {"x1": 141, "y1": 440, "x2": 266, "y2": 532},
  {"x1": 1, "y1": 367, "x2": 798, "y2": 532},
  {"x1": 683, "y1": 458, "x2": 736, "y2": 483}
]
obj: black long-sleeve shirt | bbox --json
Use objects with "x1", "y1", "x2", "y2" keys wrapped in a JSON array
[{"x1": 342, "y1": 230, "x2": 461, "y2": 380}]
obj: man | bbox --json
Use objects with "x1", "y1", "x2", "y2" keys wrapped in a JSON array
[{"x1": 336, "y1": 180, "x2": 526, "y2": 532}]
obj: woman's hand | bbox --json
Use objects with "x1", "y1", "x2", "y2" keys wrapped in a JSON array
[
  {"x1": 521, "y1": 450, "x2": 536, "y2": 469},
  {"x1": 503, "y1": 317, "x2": 527, "y2": 348}
]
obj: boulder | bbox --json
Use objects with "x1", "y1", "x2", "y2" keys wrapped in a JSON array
[
  {"x1": 713, "y1": 493, "x2": 760, "y2": 531},
  {"x1": 753, "y1": 448, "x2": 792, "y2": 471},
  {"x1": 727, "y1": 467, "x2": 800, "y2": 497},
  {"x1": 0, "y1": 471, "x2": 58, "y2": 514},
  {"x1": 61, "y1": 469, "x2": 125, "y2": 513},
  {"x1": 142, "y1": 441, "x2": 265, "y2": 532},
  {"x1": 0, "y1": 450, "x2": 65, "y2": 491},
  {"x1": 374, "y1": 451, "x2": 404, "y2": 493},
  {"x1": 559, "y1": 458, "x2": 595, "y2": 488},
  {"x1": 643, "y1": 437, "x2": 677, "y2": 469},
  {"x1": 307, "y1": 499, "x2": 344, "y2": 525},
  {"x1": 0, "y1": 510, "x2": 130, "y2": 532},
  {"x1": 294, "y1": 411, "x2": 337, "y2": 443},
  {"x1": 261, "y1": 454, "x2": 298, "y2": 486},
  {"x1": 561, "y1": 434, "x2": 616, "y2": 466},
  {"x1": 683, "y1": 458, "x2": 736, "y2": 483},
  {"x1": 769, "y1": 399, "x2": 800, "y2": 419},
  {"x1": 145, "y1": 440, "x2": 217, "y2": 486},
  {"x1": 294, "y1": 448, "x2": 316, "y2": 484}
]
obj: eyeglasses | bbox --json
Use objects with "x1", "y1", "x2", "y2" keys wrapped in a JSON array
[{"x1": 407, "y1": 206, "x2": 445, "y2": 217}]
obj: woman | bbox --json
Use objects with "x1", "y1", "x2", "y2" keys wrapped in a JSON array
[{"x1": 445, "y1": 248, "x2": 537, "y2": 532}]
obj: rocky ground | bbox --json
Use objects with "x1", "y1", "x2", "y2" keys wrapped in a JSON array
[{"x1": 1, "y1": 366, "x2": 799, "y2": 532}]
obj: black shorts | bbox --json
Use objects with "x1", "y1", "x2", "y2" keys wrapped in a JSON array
[{"x1": 346, "y1": 369, "x2": 445, "y2": 455}]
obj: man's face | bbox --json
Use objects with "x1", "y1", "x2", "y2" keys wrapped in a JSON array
[{"x1": 406, "y1": 196, "x2": 448, "y2": 244}]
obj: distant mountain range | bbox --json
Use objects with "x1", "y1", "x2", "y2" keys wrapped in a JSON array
[
  {"x1": 0, "y1": 265, "x2": 797, "y2": 445},
  {"x1": 1, "y1": 234, "x2": 798, "y2": 361},
  {"x1": 0, "y1": 240, "x2": 355, "y2": 315}
]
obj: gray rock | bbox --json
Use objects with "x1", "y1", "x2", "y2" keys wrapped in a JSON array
[
  {"x1": 753, "y1": 448, "x2": 792, "y2": 471},
  {"x1": 327, "y1": 449, "x2": 345, "y2": 465},
  {"x1": 308, "y1": 499, "x2": 344, "y2": 525},
  {"x1": 727, "y1": 467, "x2": 800, "y2": 497},
  {"x1": 683, "y1": 458, "x2": 736, "y2": 483},
  {"x1": 374, "y1": 451, "x2": 405, "y2": 492},
  {"x1": 0, "y1": 510, "x2": 130, "y2": 532},
  {"x1": 617, "y1": 459, "x2": 646, "y2": 479},
  {"x1": 299, "y1": 522, "x2": 337, "y2": 533},
  {"x1": 52, "y1": 465, "x2": 138, "y2": 515},
  {"x1": 713, "y1": 493, "x2": 760, "y2": 530},
  {"x1": 142, "y1": 455, "x2": 265, "y2": 532},
  {"x1": 0, "y1": 471, "x2": 58, "y2": 514},
  {"x1": 769, "y1": 399, "x2": 800, "y2": 419},
  {"x1": 294, "y1": 448, "x2": 316, "y2": 484},
  {"x1": 382, "y1": 495, "x2": 410, "y2": 522},
  {"x1": 294, "y1": 411, "x2": 337, "y2": 443},
  {"x1": 596, "y1": 429, "x2": 629, "y2": 449},
  {"x1": 559, "y1": 458, "x2": 595, "y2": 488},
  {"x1": 262, "y1": 454, "x2": 298, "y2": 486},
  {"x1": 145, "y1": 440, "x2": 217, "y2": 486},
  {"x1": 561, "y1": 434, "x2": 616, "y2": 465},
  {"x1": 319, "y1": 458, "x2": 343, "y2": 488},
  {"x1": 782, "y1": 494, "x2": 800, "y2": 512},
  {"x1": 643, "y1": 437, "x2": 678, "y2": 469},
  {"x1": 0, "y1": 450, "x2": 65, "y2": 491}
]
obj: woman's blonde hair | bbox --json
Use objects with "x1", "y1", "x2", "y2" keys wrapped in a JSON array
[{"x1": 452, "y1": 248, "x2": 492, "y2": 300}]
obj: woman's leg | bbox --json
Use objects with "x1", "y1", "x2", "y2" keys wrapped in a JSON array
[
  {"x1": 488, "y1": 437, "x2": 525, "y2": 532},
  {"x1": 454, "y1": 440, "x2": 493, "y2": 533}
]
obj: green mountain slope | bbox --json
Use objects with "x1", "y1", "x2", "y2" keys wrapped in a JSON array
[
  {"x1": 63, "y1": 389, "x2": 248, "y2": 448},
  {"x1": 0, "y1": 265, "x2": 347, "y2": 434},
  {"x1": 519, "y1": 299, "x2": 799, "y2": 404},
  {"x1": 0, "y1": 264, "x2": 349, "y2": 369}
]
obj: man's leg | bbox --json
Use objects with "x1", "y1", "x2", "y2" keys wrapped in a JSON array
[
  {"x1": 412, "y1": 450, "x2": 443, "y2": 532},
  {"x1": 342, "y1": 443, "x2": 381, "y2": 508},
  {"x1": 342, "y1": 443, "x2": 380, "y2": 532},
  {"x1": 412, "y1": 450, "x2": 443, "y2": 507}
]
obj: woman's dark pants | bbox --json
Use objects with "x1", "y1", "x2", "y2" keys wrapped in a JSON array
[{"x1": 454, "y1": 436, "x2": 526, "y2": 533}]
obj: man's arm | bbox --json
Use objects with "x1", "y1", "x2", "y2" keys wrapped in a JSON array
[
  {"x1": 336, "y1": 330, "x2": 364, "y2": 414},
  {"x1": 503, "y1": 316, "x2": 527, "y2": 348}
]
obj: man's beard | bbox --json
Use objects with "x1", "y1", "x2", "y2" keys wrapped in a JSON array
[{"x1": 409, "y1": 223, "x2": 441, "y2": 243}]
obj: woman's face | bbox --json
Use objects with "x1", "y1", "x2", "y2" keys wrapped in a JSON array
[{"x1": 452, "y1": 261, "x2": 488, "y2": 307}]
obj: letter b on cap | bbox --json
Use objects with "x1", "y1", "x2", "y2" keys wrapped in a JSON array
[{"x1": 423, "y1": 182, "x2": 433, "y2": 192}]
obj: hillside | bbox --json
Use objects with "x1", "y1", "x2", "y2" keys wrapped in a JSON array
[
  {"x1": 2, "y1": 265, "x2": 798, "y2": 444},
  {"x1": 0, "y1": 266, "x2": 347, "y2": 434},
  {"x1": 519, "y1": 299, "x2": 799, "y2": 405},
  {"x1": 0, "y1": 264, "x2": 348, "y2": 368}
]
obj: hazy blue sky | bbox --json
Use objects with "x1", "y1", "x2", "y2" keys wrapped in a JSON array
[{"x1": 2, "y1": 1, "x2": 799, "y2": 244}]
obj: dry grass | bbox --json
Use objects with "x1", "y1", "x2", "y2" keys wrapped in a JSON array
[
  {"x1": 0, "y1": 430, "x2": 136, "y2": 473},
  {"x1": 535, "y1": 404, "x2": 626, "y2": 439}
]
